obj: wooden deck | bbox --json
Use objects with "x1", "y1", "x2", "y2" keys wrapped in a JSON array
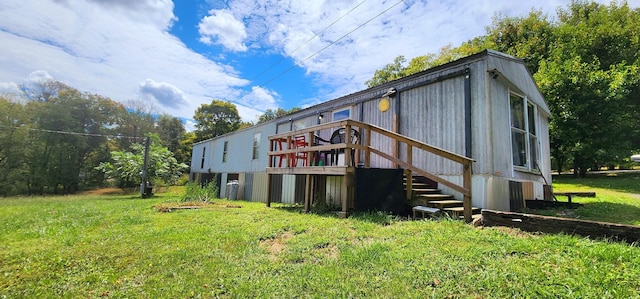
[
  {"x1": 266, "y1": 166, "x2": 354, "y2": 176},
  {"x1": 265, "y1": 119, "x2": 474, "y2": 222}
]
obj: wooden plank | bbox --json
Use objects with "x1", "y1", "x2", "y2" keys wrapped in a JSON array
[
  {"x1": 266, "y1": 166, "x2": 352, "y2": 176},
  {"x1": 482, "y1": 209, "x2": 640, "y2": 244}
]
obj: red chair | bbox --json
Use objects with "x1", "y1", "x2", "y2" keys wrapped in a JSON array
[{"x1": 292, "y1": 135, "x2": 308, "y2": 166}]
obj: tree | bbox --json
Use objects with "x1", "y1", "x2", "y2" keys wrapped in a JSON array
[
  {"x1": 365, "y1": 44, "x2": 485, "y2": 88},
  {"x1": 96, "y1": 134, "x2": 188, "y2": 187},
  {"x1": 156, "y1": 114, "x2": 185, "y2": 153},
  {"x1": 257, "y1": 107, "x2": 301, "y2": 124},
  {"x1": 0, "y1": 97, "x2": 30, "y2": 196},
  {"x1": 193, "y1": 99, "x2": 241, "y2": 141},
  {"x1": 535, "y1": 1, "x2": 640, "y2": 175},
  {"x1": 365, "y1": 0, "x2": 640, "y2": 175}
]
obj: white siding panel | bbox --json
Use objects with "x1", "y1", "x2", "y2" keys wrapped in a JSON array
[
  {"x1": 486, "y1": 176, "x2": 510, "y2": 211},
  {"x1": 237, "y1": 173, "x2": 246, "y2": 200},
  {"x1": 281, "y1": 175, "x2": 296, "y2": 204},
  {"x1": 399, "y1": 76, "x2": 466, "y2": 175},
  {"x1": 251, "y1": 172, "x2": 268, "y2": 203},
  {"x1": 325, "y1": 176, "x2": 343, "y2": 207}
]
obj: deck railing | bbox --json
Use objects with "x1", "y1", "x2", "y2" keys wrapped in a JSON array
[{"x1": 267, "y1": 119, "x2": 475, "y2": 222}]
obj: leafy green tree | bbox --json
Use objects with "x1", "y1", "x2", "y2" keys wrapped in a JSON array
[
  {"x1": 365, "y1": 44, "x2": 485, "y2": 88},
  {"x1": 0, "y1": 97, "x2": 30, "y2": 196},
  {"x1": 257, "y1": 107, "x2": 301, "y2": 124},
  {"x1": 156, "y1": 114, "x2": 185, "y2": 153},
  {"x1": 366, "y1": 0, "x2": 640, "y2": 175},
  {"x1": 193, "y1": 99, "x2": 241, "y2": 141},
  {"x1": 96, "y1": 134, "x2": 188, "y2": 187},
  {"x1": 535, "y1": 1, "x2": 640, "y2": 175}
]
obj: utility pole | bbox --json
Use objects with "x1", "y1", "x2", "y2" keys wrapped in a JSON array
[{"x1": 140, "y1": 136, "x2": 151, "y2": 198}]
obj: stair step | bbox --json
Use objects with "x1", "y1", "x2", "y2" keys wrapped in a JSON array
[
  {"x1": 412, "y1": 188, "x2": 442, "y2": 195},
  {"x1": 416, "y1": 194, "x2": 454, "y2": 200},
  {"x1": 426, "y1": 199, "x2": 464, "y2": 209}
]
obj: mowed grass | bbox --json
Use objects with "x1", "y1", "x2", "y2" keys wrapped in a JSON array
[
  {"x1": 549, "y1": 172, "x2": 640, "y2": 225},
  {"x1": 2, "y1": 186, "x2": 640, "y2": 298}
]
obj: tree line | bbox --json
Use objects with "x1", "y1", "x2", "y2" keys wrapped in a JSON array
[
  {"x1": 0, "y1": 78, "x2": 300, "y2": 196},
  {"x1": 0, "y1": 80, "x2": 194, "y2": 196},
  {"x1": 366, "y1": 0, "x2": 640, "y2": 176}
]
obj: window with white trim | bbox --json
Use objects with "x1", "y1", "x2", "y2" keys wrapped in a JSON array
[
  {"x1": 252, "y1": 132, "x2": 261, "y2": 159},
  {"x1": 510, "y1": 93, "x2": 539, "y2": 171}
]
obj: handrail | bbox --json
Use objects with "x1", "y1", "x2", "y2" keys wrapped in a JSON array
[{"x1": 267, "y1": 119, "x2": 475, "y2": 222}]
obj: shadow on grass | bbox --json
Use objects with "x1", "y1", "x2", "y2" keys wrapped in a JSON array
[
  {"x1": 526, "y1": 201, "x2": 640, "y2": 226},
  {"x1": 272, "y1": 204, "x2": 409, "y2": 225},
  {"x1": 553, "y1": 172, "x2": 640, "y2": 195}
]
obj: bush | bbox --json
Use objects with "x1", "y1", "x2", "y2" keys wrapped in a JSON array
[{"x1": 181, "y1": 180, "x2": 218, "y2": 202}]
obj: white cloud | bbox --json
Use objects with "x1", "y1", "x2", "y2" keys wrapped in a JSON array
[
  {"x1": 2, "y1": 0, "x2": 638, "y2": 126},
  {"x1": 28, "y1": 70, "x2": 53, "y2": 83},
  {"x1": 0, "y1": 0, "x2": 248, "y2": 121},
  {"x1": 215, "y1": 0, "x2": 640, "y2": 102},
  {"x1": 198, "y1": 9, "x2": 248, "y2": 52},
  {"x1": 139, "y1": 79, "x2": 187, "y2": 109},
  {"x1": 0, "y1": 81, "x2": 20, "y2": 94}
]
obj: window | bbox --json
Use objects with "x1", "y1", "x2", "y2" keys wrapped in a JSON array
[
  {"x1": 294, "y1": 120, "x2": 306, "y2": 130},
  {"x1": 252, "y1": 132, "x2": 261, "y2": 159},
  {"x1": 222, "y1": 141, "x2": 228, "y2": 163},
  {"x1": 510, "y1": 93, "x2": 539, "y2": 171},
  {"x1": 332, "y1": 107, "x2": 351, "y2": 121},
  {"x1": 200, "y1": 147, "x2": 206, "y2": 169}
]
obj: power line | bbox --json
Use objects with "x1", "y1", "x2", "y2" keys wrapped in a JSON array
[
  {"x1": 257, "y1": 0, "x2": 404, "y2": 88},
  {"x1": 221, "y1": 0, "x2": 403, "y2": 110},
  {"x1": 0, "y1": 124, "x2": 144, "y2": 140},
  {"x1": 249, "y1": 0, "x2": 369, "y2": 83}
]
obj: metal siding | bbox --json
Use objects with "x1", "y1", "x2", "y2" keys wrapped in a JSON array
[
  {"x1": 325, "y1": 176, "x2": 343, "y2": 207},
  {"x1": 487, "y1": 54, "x2": 550, "y2": 115},
  {"x1": 251, "y1": 172, "x2": 268, "y2": 203},
  {"x1": 244, "y1": 173, "x2": 253, "y2": 201},
  {"x1": 469, "y1": 62, "x2": 493, "y2": 175},
  {"x1": 399, "y1": 76, "x2": 466, "y2": 175},
  {"x1": 490, "y1": 79, "x2": 514, "y2": 177},
  {"x1": 220, "y1": 173, "x2": 228, "y2": 198},
  {"x1": 361, "y1": 98, "x2": 395, "y2": 168},
  {"x1": 270, "y1": 174, "x2": 283, "y2": 203},
  {"x1": 486, "y1": 176, "x2": 511, "y2": 211},
  {"x1": 237, "y1": 173, "x2": 246, "y2": 200},
  {"x1": 281, "y1": 175, "x2": 296, "y2": 204}
]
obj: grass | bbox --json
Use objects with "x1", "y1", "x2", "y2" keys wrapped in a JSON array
[
  {"x1": 1, "y1": 184, "x2": 640, "y2": 298},
  {"x1": 534, "y1": 172, "x2": 640, "y2": 225}
]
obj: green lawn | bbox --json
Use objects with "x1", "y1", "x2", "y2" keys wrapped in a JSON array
[
  {"x1": 547, "y1": 172, "x2": 640, "y2": 225},
  {"x1": 1, "y1": 184, "x2": 640, "y2": 298}
]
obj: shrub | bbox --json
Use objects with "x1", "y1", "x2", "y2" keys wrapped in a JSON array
[{"x1": 181, "y1": 180, "x2": 218, "y2": 202}]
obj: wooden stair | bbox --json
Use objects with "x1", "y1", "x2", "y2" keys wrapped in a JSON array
[{"x1": 405, "y1": 175, "x2": 481, "y2": 219}]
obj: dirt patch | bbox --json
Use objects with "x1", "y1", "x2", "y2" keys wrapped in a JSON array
[
  {"x1": 314, "y1": 242, "x2": 339, "y2": 260},
  {"x1": 261, "y1": 231, "x2": 294, "y2": 258},
  {"x1": 153, "y1": 201, "x2": 213, "y2": 212},
  {"x1": 81, "y1": 188, "x2": 130, "y2": 195}
]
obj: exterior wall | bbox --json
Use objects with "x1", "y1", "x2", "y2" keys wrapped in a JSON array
[{"x1": 189, "y1": 50, "x2": 553, "y2": 211}]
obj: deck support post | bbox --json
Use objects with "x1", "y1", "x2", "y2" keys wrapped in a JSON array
[
  {"x1": 339, "y1": 172, "x2": 354, "y2": 218},
  {"x1": 266, "y1": 174, "x2": 272, "y2": 208},
  {"x1": 303, "y1": 174, "x2": 311, "y2": 213},
  {"x1": 463, "y1": 162, "x2": 472, "y2": 223},
  {"x1": 406, "y1": 145, "x2": 413, "y2": 200}
]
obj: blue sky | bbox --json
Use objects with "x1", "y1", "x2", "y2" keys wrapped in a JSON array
[{"x1": 1, "y1": 0, "x2": 638, "y2": 128}]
